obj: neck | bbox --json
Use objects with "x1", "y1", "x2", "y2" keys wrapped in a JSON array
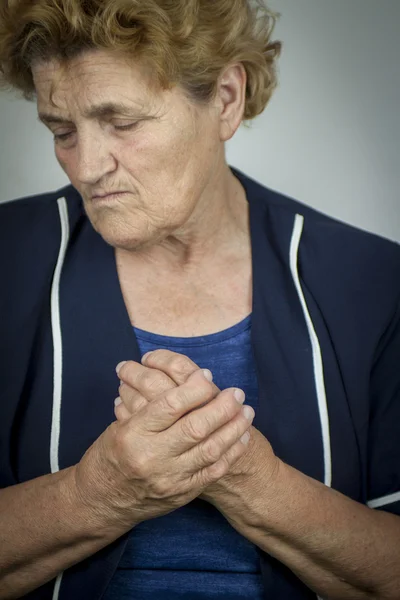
[{"x1": 117, "y1": 165, "x2": 250, "y2": 274}]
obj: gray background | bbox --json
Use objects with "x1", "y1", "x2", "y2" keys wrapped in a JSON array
[{"x1": 0, "y1": 0, "x2": 399, "y2": 241}]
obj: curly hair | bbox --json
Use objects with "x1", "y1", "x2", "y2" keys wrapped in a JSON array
[{"x1": 0, "y1": 0, "x2": 281, "y2": 120}]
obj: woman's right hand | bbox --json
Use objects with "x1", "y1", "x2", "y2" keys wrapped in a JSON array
[{"x1": 74, "y1": 368, "x2": 254, "y2": 530}]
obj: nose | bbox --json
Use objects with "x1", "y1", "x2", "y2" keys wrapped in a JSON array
[{"x1": 75, "y1": 130, "x2": 117, "y2": 185}]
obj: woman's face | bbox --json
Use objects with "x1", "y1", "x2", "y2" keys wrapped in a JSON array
[{"x1": 33, "y1": 49, "x2": 227, "y2": 250}]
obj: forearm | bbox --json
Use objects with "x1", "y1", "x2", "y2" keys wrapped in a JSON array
[
  {"x1": 207, "y1": 460, "x2": 400, "y2": 600},
  {"x1": 0, "y1": 466, "x2": 129, "y2": 599}
]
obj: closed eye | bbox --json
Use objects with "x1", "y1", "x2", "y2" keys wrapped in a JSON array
[
  {"x1": 53, "y1": 122, "x2": 139, "y2": 142},
  {"x1": 54, "y1": 131, "x2": 73, "y2": 141},
  {"x1": 114, "y1": 123, "x2": 138, "y2": 131}
]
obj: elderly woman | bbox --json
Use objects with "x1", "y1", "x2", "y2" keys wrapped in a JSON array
[{"x1": 0, "y1": 0, "x2": 399, "y2": 599}]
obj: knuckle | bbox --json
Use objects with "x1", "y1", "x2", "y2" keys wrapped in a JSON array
[
  {"x1": 150, "y1": 350, "x2": 192, "y2": 371},
  {"x1": 161, "y1": 389, "x2": 183, "y2": 415},
  {"x1": 152, "y1": 477, "x2": 173, "y2": 498},
  {"x1": 148, "y1": 349, "x2": 169, "y2": 362},
  {"x1": 132, "y1": 397, "x2": 150, "y2": 412},
  {"x1": 189, "y1": 378, "x2": 214, "y2": 406},
  {"x1": 200, "y1": 379, "x2": 215, "y2": 402},
  {"x1": 119, "y1": 384, "x2": 132, "y2": 401},
  {"x1": 170, "y1": 355, "x2": 194, "y2": 377},
  {"x1": 113, "y1": 426, "x2": 150, "y2": 474},
  {"x1": 181, "y1": 416, "x2": 207, "y2": 442},
  {"x1": 201, "y1": 436, "x2": 222, "y2": 464},
  {"x1": 114, "y1": 425, "x2": 131, "y2": 455},
  {"x1": 206, "y1": 456, "x2": 230, "y2": 481},
  {"x1": 136, "y1": 369, "x2": 157, "y2": 389},
  {"x1": 151, "y1": 372, "x2": 172, "y2": 391},
  {"x1": 132, "y1": 452, "x2": 149, "y2": 476},
  {"x1": 225, "y1": 440, "x2": 246, "y2": 466},
  {"x1": 136, "y1": 370, "x2": 171, "y2": 395},
  {"x1": 147, "y1": 350, "x2": 176, "y2": 371},
  {"x1": 113, "y1": 429, "x2": 139, "y2": 473},
  {"x1": 114, "y1": 403, "x2": 127, "y2": 421},
  {"x1": 230, "y1": 416, "x2": 246, "y2": 439},
  {"x1": 209, "y1": 402, "x2": 232, "y2": 431},
  {"x1": 172, "y1": 385, "x2": 194, "y2": 407},
  {"x1": 158, "y1": 373, "x2": 174, "y2": 389},
  {"x1": 220, "y1": 394, "x2": 240, "y2": 421}
]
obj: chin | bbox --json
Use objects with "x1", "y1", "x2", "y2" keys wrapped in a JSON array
[{"x1": 93, "y1": 217, "x2": 162, "y2": 252}]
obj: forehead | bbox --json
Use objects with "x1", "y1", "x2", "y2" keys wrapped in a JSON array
[{"x1": 32, "y1": 49, "x2": 159, "y2": 115}]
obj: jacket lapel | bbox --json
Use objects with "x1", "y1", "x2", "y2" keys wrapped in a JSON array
[
  {"x1": 58, "y1": 215, "x2": 141, "y2": 469},
  {"x1": 248, "y1": 186, "x2": 326, "y2": 484}
]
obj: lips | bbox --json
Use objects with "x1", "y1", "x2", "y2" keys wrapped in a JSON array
[
  {"x1": 92, "y1": 191, "x2": 129, "y2": 200},
  {"x1": 92, "y1": 190, "x2": 126, "y2": 198}
]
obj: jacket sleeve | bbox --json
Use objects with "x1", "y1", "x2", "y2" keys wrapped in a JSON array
[{"x1": 367, "y1": 300, "x2": 400, "y2": 516}]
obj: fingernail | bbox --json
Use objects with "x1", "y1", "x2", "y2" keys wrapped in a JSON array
[
  {"x1": 234, "y1": 389, "x2": 245, "y2": 404},
  {"x1": 142, "y1": 352, "x2": 153, "y2": 363},
  {"x1": 203, "y1": 369, "x2": 213, "y2": 382},
  {"x1": 114, "y1": 397, "x2": 122, "y2": 407},
  {"x1": 241, "y1": 432, "x2": 251, "y2": 446},
  {"x1": 116, "y1": 361, "x2": 127, "y2": 375},
  {"x1": 243, "y1": 405, "x2": 255, "y2": 420}
]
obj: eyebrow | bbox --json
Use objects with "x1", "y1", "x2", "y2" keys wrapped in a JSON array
[{"x1": 38, "y1": 102, "x2": 142, "y2": 125}]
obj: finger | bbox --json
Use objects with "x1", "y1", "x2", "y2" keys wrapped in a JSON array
[
  {"x1": 140, "y1": 369, "x2": 215, "y2": 433},
  {"x1": 169, "y1": 387, "x2": 252, "y2": 455},
  {"x1": 114, "y1": 397, "x2": 132, "y2": 422},
  {"x1": 119, "y1": 383, "x2": 150, "y2": 414},
  {"x1": 142, "y1": 350, "x2": 220, "y2": 396},
  {"x1": 181, "y1": 402, "x2": 254, "y2": 470},
  {"x1": 192, "y1": 435, "x2": 251, "y2": 490},
  {"x1": 118, "y1": 361, "x2": 178, "y2": 402},
  {"x1": 142, "y1": 350, "x2": 200, "y2": 385}
]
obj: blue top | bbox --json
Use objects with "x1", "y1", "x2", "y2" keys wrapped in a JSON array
[{"x1": 104, "y1": 315, "x2": 265, "y2": 599}]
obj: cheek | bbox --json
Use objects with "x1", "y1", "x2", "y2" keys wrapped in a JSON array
[
  {"x1": 55, "y1": 148, "x2": 75, "y2": 179},
  {"x1": 133, "y1": 116, "x2": 196, "y2": 173},
  {"x1": 116, "y1": 137, "x2": 183, "y2": 200}
]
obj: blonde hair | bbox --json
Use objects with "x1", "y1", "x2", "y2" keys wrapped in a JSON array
[{"x1": 0, "y1": 0, "x2": 281, "y2": 120}]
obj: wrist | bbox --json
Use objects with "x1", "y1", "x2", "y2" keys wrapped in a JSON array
[
  {"x1": 64, "y1": 465, "x2": 125, "y2": 541},
  {"x1": 70, "y1": 429, "x2": 137, "y2": 537},
  {"x1": 202, "y1": 428, "x2": 280, "y2": 500},
  {"x1": 202, "y1": 453, "x2": 284, "y2": 527}
]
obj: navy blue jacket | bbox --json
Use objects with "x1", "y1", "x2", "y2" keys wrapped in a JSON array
[{"x1": 1, "y1": 169, "x2": 400, "y2": 599}]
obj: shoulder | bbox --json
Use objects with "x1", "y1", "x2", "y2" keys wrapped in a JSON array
[
  {"x1": 0, "y1": 184, "x2": 82, "y2": 247},
  {"x1": 0, "y1": 185, "x2": 83, "y2": 293},
  {"x1": 0, "y1": 184, "x2": 81, "y2": 224},
  {"x1": 235, "y1": 166, "x2": 399, "y2": 253},
  {"x1": 235, "y1": 167, "x2": 400, "y2": 300}
]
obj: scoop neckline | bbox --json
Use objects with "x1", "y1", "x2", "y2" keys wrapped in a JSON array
[{"x1": 133, "y1": 314, "x2": 252, "y2": 347}]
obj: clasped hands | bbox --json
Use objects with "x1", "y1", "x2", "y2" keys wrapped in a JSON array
[
  {"x1": 114, "y1": 351, "x2": 277, "y2": 504},
  {"x1": 75, "y1": 350, "x2": 278, "y2": 532}
]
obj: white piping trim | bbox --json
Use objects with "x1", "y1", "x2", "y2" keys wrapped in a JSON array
[
  {"x1": 367, "y1": 491, "x2": 400, "y2": 509},
  {"x1": 52, "y1": 574, "x2": 63, "y2": 600},
  {"x1": 50, "y1": 197, "x2": 70, "y2": 600},
  {"x1": 50, "y1": 197, "x2": 69, "y2": 474},
  {"x1": 289, "y1": 215, "x2": 332, "y2": 488}
]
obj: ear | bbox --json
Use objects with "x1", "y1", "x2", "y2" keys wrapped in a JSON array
[{"x1": 216, "y1": 63, "x2": 247, "y2": 142}]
